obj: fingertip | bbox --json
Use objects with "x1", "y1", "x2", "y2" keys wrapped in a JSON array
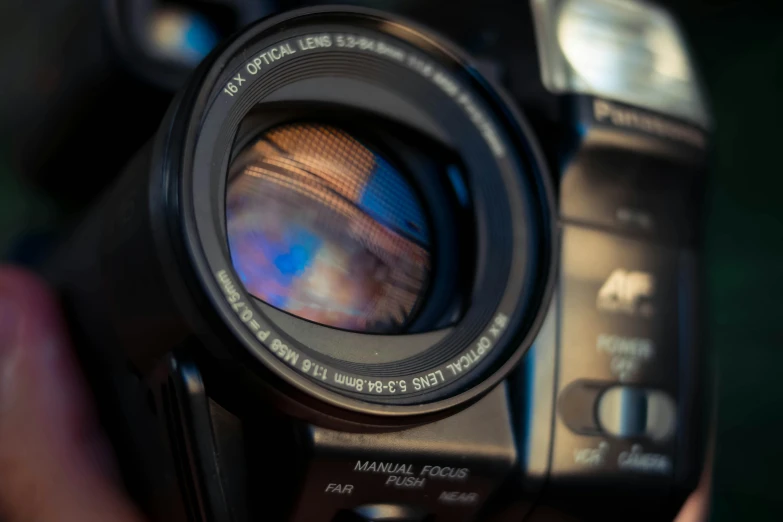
[
  {"x1": 0, "y1": 264, "x2": 91, "y2": 467},
  {"x1": 0, "y1": 265, "x2": 146, "y2": 522},
  {"x1": 0, "y1": 266, "x2": 58, "y2": 306},
  {"x1": 0, "y1": 265, "x2": 69, "y2": 348}
]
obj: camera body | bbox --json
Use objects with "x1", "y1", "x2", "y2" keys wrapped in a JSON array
[{"x1": 49, "y1": 3, "x2": 709, "y2": 522}]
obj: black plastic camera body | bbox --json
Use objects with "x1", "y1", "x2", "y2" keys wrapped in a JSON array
[{"x1": 48, "y1": 4, "x2": 709, "y2": 522}]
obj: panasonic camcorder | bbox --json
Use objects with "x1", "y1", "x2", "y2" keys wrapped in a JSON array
[{"x1": 50, "y1": 2, "x2": 710, "y2": 521}]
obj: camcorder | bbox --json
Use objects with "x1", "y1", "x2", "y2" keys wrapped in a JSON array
[{"x1": 49, "y1": 1, "x2": 710, "y2": 521}]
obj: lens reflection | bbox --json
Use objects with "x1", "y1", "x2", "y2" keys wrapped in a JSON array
[{"x1": 226, "y1": 123, "x2": 431, "y2": 334}]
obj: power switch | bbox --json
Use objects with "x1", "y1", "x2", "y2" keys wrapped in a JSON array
[{"x1": 597, "y1": 386, "x2": 676, "y2": 441}]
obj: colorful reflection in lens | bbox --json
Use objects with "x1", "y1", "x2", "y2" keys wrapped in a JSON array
[{"x1": 226, "y1": 123, "x2": 431, "y2": 334}]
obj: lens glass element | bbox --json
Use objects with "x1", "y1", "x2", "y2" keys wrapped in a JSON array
[{"x1": 226, "y1": 123, "x2": 431, "y2": 334}]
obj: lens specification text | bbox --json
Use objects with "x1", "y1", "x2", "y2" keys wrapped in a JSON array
[
  {"x1": 322, "y1": 462, "x2": 482, "y2": 507},
  {"x1": 342, "y1": 460, "x2": 481, "y2": 504},
  {"x1": 354, "y1": 460, "x2": 470, "y2": 489},
  {"x1": 218, "y1": 32, "x2": 505, "y2": 158},
  {"x1": 218, "y1": 265, "x2": 511, "y2": 397}
]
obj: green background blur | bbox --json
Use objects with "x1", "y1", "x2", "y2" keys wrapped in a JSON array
[
  {"x1": 1, "y1": 1, "x2": 781, "y2": 520},
  {"x1": 678, "y1": 2, "x2": 783, "y2": 519}
]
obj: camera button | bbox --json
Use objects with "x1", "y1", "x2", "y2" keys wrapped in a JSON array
[
  {"x1": 597, "y1": 386, "x2": 677, "y2": 441},
  {"x1": 557, "y1": 380, "x2": 603, "y2": 435}
]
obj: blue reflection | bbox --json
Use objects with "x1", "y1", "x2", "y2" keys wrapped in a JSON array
[
  {"x1": 274, "y1": 228, "x2": 321, "y2": 278},
  {"x1": 274, "y1": 245, "x2": 309, "y2": 276},
  {"x1": 147, "y1": 7, "x2": 220, "y2": 66},
  {"x1": 266, "y1": 293, "x2": 287, "y2": 309},
  {"x1": 183, "y1": 15, "x2": 219, "y2": 61},
  {"x1": 235, "y1": 265, "x2": 250, "y2": 284},
  {"x1": 447, "y1": 165, "x2": 469, "y2": 207},
  {"x1": 359, "y1": 159, "x2": 430, "y2": 246}
]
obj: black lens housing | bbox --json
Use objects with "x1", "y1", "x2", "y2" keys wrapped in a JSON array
[
  {"x1": 182, "y1": 8, "x2": 555, "y2": 412},
  {"x1": 53, "y1": 6, "x2": 557, "y2": 428}
]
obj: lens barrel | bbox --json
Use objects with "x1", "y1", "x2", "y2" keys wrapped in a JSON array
[{"x1": 50, "y1": 7, "x2": 556, "y2": 426}]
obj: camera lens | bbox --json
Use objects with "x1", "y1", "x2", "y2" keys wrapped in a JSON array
[
  {"x1": 226, "y1": 122, "x2": 432, "y2": 334},
  {"x1": 124, "y1": 7, "x2": 558, "y2": 419}
]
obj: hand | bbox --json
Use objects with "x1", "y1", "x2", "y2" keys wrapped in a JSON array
[{"x1": 0, "y1": 267, "x2": 145, "y2": 522}]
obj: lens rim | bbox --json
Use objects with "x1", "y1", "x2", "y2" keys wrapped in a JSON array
[{"x1": 172, "y1": 6, "x2": 558, "y2": 419}]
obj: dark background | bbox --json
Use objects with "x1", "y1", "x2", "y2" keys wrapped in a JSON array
[
  {"x1": 671, "y1": 2, "x2": 783, "y2": 519},
  {"x1": 0, "y1": 0, "x2": 781, "y2": 520}
]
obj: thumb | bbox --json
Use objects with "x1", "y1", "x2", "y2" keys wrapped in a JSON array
[{"x1": 0, "y1": 266, "x2": 145, "y2": 522}]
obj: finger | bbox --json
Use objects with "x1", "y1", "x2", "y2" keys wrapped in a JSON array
[
  {"x1": 674, "y1": 440, "x2": 714, "y2": 522},
  {"x1": 0, "y1": 266, "x2": 145, "y2": 522}
]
